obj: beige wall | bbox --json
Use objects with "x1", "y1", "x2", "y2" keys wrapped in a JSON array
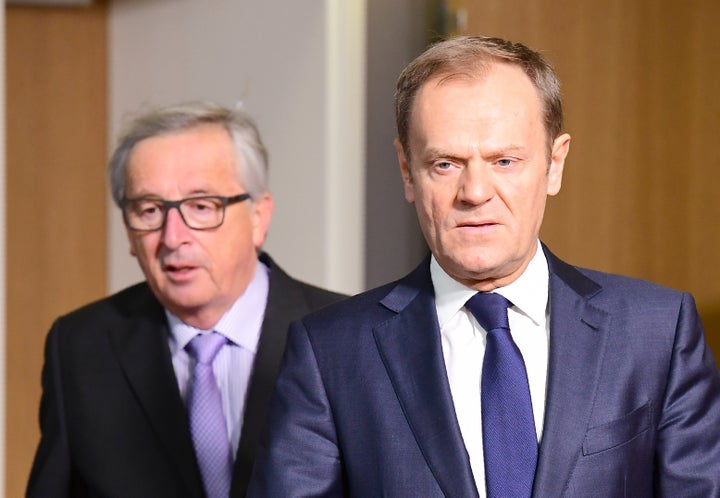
[{"x1": 107, "y1": 0, "x2": 366, "y2": 296}]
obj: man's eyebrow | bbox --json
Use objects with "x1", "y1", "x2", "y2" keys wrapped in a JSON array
[
  {"x1": 483, "y1": 144, "x2": 527, "y2": 159},
  {"x1": 421, "y1": 144, "x2": 526, "y2": 160},
  {"x1": 421, "y1": 146, "x2": 463, "y2": 161}
]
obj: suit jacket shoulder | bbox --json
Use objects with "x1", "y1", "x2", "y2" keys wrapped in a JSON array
[
  {"x1": 537, "y1": 245, "x2": 720, "y2": 497},
  {"x1": 51, "y1": 281, "x2": 163, "y2": 329},
  {"x1": 27, "y1": 281, "x2": 203, "y2": 498}
]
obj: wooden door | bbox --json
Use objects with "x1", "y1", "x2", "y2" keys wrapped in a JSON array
[{"x1": 5, "y1": 4, "x2": 107, "y2": 496}]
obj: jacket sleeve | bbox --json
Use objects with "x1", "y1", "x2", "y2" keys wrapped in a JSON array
[
  {"x1": 656, "y1": 292, "x2": 720, "y2": 495},
  {"x1": 26, "y1": 321, "x2": 74, "y2": 498},
  {"x1": 248, "y1": 319, "x2": 345, "y2": 497}
]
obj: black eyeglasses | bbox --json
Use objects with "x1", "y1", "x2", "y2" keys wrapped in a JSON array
[{"x1": 121, "y1": 193, "x2": 251, "y2": 231}]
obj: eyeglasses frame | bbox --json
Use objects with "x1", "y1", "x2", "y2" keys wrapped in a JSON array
[{"x1": 121, "y1": 193, "x2": 251, "y2": 232}]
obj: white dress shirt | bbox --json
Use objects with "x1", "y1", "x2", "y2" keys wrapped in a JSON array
[
  {"x1": 433, "y1": 242, "x2": 549, "y2": 497},
  {"x1": 166, "y1": 260, "x2": 270, "y2": 455}
]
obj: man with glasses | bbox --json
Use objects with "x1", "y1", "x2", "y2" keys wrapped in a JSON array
[{"x1": 27, "y1": 102, "x2": 345, "y2": 498}]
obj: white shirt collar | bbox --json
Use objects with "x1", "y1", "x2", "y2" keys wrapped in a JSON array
[
  {"x1": 431, "y1": 241, "x2": 549, "y2": 327},
  {"x1": 166, "y1": 260, "x2": 270, "y2": 354}
]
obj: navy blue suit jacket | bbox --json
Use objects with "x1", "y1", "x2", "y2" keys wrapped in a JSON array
[{"x1": 249, "y1": 247, "x2": 720, "y2": 497}]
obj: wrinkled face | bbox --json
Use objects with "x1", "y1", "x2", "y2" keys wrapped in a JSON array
[
  {"x1": 124, "y1": 124, "x2": 273, "y2": 328},
  {"x1": 396, "y1": 62, "x2": 570, "y2": 290}
]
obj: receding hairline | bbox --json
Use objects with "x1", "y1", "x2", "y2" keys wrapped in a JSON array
[
  {"x1": 395, "y1": 36, "x2": 564, "y2": 161},
  {"x1": 405, "y1": 62, "x2": 551, "y2": 156}
]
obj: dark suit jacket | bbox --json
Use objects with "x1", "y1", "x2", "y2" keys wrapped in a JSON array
[
  {"x1": 26, "y1": 253, "x2": 345, "y2": 498},
  {"x1": 249, "y1": 247, "x2": 720, "y2": 497}
]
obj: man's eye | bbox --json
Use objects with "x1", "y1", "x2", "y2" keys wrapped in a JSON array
[
  {"x1": 136, "y1": 203, "x2": 161, "y2": 216},
  {"x1": 436, "y1": 161, "x2": 453, "y2": 170},
  {"x1": 187, "y1": 199, "x2": 219, "y2": 212},
  {"x1": 497, "y1": 158, "x2": 513, "y2": 167}
]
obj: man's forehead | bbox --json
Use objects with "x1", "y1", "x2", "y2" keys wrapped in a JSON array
[{"x1": 408, "y1": 63, "x2": 546, "y2": 141}]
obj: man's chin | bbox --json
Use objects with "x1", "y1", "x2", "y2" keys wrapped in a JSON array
[
  {"x1": 156, "y1": 285, "x2": 210, "y2": 313},
  {"x1": 442, "y1": 249, "x2": 499, "y2": 273},
  {"x1": 438, "y1": 251, "x2": 510, "y2": 284}
]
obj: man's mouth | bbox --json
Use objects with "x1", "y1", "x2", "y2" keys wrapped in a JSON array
[
  {"x1": 456, "y1": 220, "x2": 500, "y2": 234},
  {"x1": 163, "y1": 263, "x2": 198, "y2": 274},
  {"x1": 458, "y1": 219, "x2": 497, "y2": 228}
]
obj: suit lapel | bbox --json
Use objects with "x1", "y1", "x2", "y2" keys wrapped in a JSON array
[
  {"x1": 533, "y1": 248, "x2": 610, "y2": 497},
  {"x1": 373, "y1": 260, "x2": 479, "y2": 498},
  {"x1": 371, "y1": 249, "x2": 610, "y2": 497},
  {"x1": 231, "y1": 255, "x2": 310, "y2": 494},
  {"x1": 107, "y1": 291, "x2": 204, "y2": 497}
]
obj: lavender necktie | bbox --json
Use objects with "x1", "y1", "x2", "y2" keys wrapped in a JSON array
[
  {"x1": 186, "y1": 332, "x2": 233, "y2": 498},
  {"x1": 465, "y1": 292, "x2": 537, "y2": 498}
]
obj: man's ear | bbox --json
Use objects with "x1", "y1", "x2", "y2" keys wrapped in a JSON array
[
  {"x1": 394, "y1": 139, "x2": 415, "y2": 204},
  {"x1": 547, "y1": 133, "x2": 571, "y2": 196},
  {"x1": 251, "y1": 192, "x2": 274, "y2": 248}
]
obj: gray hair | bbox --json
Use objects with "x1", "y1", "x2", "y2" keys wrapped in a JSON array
[{"x1": 109, "y1": 101, "x2": 269, "y2": 205}]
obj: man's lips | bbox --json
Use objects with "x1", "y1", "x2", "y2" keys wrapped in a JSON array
[
  {"x1": 161, "y1": 263, "x2": 200, "y2": 284},
  {"x1": 162, "y1": 262, "x2": 199, "y2": 273},
  {"x1": 455, "y1": 220, "x2": 501, "y2": 235},
  {"x1": 457, "y1": 219, "x2": 499, "y2": 228}
]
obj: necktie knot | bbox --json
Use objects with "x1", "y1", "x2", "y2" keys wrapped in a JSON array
[
  {"x1": 186, "y1": 332, "x2": 227, "y2": 365},
  {"x1": 465, "y1": 292, "x2": 511, "y2": 332}
]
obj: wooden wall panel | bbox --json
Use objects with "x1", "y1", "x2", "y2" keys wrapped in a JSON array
[
  {"x1": 461, "y1": 0, "x2": 720, "y2": 357},
  {"x1": 5, "y1": 4, "x2": 107, "y2": 496}
]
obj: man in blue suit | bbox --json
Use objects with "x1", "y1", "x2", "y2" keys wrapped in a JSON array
[{"x1": 249, "y1": 36, "x2": 720, "y2": 496}]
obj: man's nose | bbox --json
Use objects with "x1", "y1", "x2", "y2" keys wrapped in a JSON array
[
  {"x1": 457, "y1": 162, "x2": 494, "y2": 205},
  {"x1": 161, "y1": 206, "x2": 192, "y2": 247}
]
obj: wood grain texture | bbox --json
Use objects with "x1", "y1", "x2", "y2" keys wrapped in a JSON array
[
  {"x1": 461, "y1": 0, "x2": 720, "y2": 358},
  {"x1": 5, "y1": 4, "x2": 107, "y2": 496}
]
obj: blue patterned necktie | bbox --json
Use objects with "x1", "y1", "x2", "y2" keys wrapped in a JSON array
[
  {"x1": 186, "y1": 332, "x2": 233, "y2": 498},
  {"x1": 465, "y1": 292, "x2": 537, "y2": 497}
]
